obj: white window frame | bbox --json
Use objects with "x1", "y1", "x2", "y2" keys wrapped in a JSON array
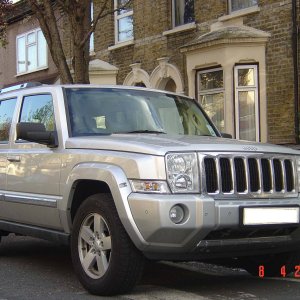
[
  {"x1": 172, "y1": 0, "x2": 195, "y2": 28},
  {"x1": 16, "y1": 28, "x2": 48, "y2": 75},
  {"x1": 114, "y1": 0, "x2": 133, "y2": 44},
  {"x1": 234, "y1": 64, "x2": 259, "y2": 141},
  {"x1": 228, "y1": 0, "x2": 258, "y2": 14},
  {"x1": 197, "y1": 67, "x2": 225, "y2": 132}
]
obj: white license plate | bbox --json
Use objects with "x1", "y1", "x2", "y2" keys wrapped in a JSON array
[{"x1": 243, "y1": 207, "x2": 299, "y2": 225}]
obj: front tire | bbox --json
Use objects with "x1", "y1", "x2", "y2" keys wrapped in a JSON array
[{"x1": 71, "y1": 193, "x2": 144, "y2": 296}]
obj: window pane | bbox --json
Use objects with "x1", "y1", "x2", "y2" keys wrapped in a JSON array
[
  {"x1": 0, "y1": 98, "x2": 17, "y2": 142},
  {"x1": 174, "y1": 0, "x2": 195, "y2": 27},
  {"x1": 27, "y1": 44, "x2": 37, "y2": 71},
  {"x1": 17, "y1": 36, "x2": 26, "y2": 73},
  {"x1": 231, "y1": 0, "x2": 257, "y2": 12},
  {"x1": 238, "y1": 68, "x2": 255, "y2": 86},
  {"x1": 238, "y1": 91, "x2": 256, "y2": 141},
  {"x1": 199, "y1": 70, "x2": 223, "y2": 90},
  {"x1": 118, "y1": 16, "x2": 133, "y2": 42},
  {"x1": 27, "y1": 32, "x2": 36, "y2": 44},
  {"x1": 37, "y1": 30, "x2": 47, "y2": 67},
  {"x1": 117, "y1": 0, "x2": 132, "y2": 15},
  {"x1": 200, "y1": 93, "x2": 224, "y2": 132},
  {"x1": 20, "y1": 94, "x2": 54, "y2": 131}
]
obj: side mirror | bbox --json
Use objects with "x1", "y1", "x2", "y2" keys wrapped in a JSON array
[
  {"x1": 221, "y1": 132, "x2": 233, "y2": 139},
  {"x1": 16, "y1": 122, "x2": 58, "y2": 147}
]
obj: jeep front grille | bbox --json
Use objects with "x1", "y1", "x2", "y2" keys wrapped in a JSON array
[{"x1": 201, "y1": 154, "x2": 297, "y2": 198}]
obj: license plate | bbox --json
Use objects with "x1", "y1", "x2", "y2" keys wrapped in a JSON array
[{"x1": 243, "y1": 207, "x2": 299, "y2": 226}]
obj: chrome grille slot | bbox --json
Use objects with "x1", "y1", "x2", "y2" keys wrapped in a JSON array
[
  {"x1": 284, "y1": 159, "x2": 294, "y2": 192},
  {"x1": 220, "y1": 158, "x2": 232, "y2": 193},
  {"x1": 234, "y1": 158, "x2": 247, "y2": 193},
  {"x1": 248, "y1": 158, "x2": 260, "y2": 192},
  {"x1": 261, "y1": 158, "x2": 272, "y2": 192},
  {"x1": 201, "y1": 154, "x2": 297, "y2": 198},
  {"x1": 273, "y1": 159, "x2": 283, "y2": 192},
  {"x1": 204, "y1": 157, "x2": 218, "y2": 193}
]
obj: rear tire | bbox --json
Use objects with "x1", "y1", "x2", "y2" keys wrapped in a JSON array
[
  {"x1": 238, "y1": 252, "x2": 300, "y2": 277},
  {"x1": 71, "y1": 193, "x2": 144, "y2": 296}
]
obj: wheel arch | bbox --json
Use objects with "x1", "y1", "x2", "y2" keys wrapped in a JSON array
[
  {"x1": 60, "y1": 162, "x2": 146, "y2": 249},
  {"x1": 69, "y1": 179, "x2": 111, "y2": 221}
]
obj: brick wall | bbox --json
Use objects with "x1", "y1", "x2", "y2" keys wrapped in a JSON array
[
  {"x1": 244, "y1": 0, "x2": 295, "y2": 144},
  {"x1": 91, "y1": 0, "x2": 297, "y2": 144}
]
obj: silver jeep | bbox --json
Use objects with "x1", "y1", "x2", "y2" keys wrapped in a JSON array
[{"x1": 0, "y1": 83, "x2": 300, "y2": 295}]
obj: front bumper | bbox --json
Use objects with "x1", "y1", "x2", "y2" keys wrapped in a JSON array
[{"x1": 128, "y1": 193, "x2": 300, "y2": 259}]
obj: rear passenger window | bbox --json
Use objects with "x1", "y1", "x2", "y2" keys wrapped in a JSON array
[
  {"x1": 20, "y1": 94, "x2": 55, "y2": 131},
  {"x1": 0, "y1": 98, "x2": 17, "y2": 142}
]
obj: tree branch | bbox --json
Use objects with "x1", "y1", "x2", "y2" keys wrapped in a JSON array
[
  {"x1": 0, "y1": 0, "x2": 13, "y2": 47},
  {"x1": 25, "y1": 0, "x2": 132, "y2": 83},
  {"x1": 28, "y1": 0, "x2": 73, "y2": 83}
]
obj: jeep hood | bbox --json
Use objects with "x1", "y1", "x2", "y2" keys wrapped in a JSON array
[{"x1": 65, "y1": 134, "x2": 300, "y2": 156}]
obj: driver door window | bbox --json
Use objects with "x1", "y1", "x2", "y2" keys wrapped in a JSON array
[{"x1": 19, "y1": 94, "x2": 55, "y2": 133}]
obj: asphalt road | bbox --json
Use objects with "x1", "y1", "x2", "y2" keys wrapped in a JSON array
[{"x1": 0, "y1": 235, "x2": 299, "y2": 300}]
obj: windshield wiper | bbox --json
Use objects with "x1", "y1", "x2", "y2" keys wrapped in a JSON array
[{"x1": 125, "y1": 130, "x2": 166, "y2": 134}]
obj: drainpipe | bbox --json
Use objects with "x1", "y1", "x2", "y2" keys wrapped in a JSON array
[{"x1": 292, "y1": 0, "x2": 299, "y2": 144}]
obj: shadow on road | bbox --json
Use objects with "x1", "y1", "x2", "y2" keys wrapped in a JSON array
[{"x1": 0, "y1": 235, "x2": 299, "y2": 300}]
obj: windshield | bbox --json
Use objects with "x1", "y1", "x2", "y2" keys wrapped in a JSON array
[{"x1": 65, "y1": 88, "x2": 218, "y2": 137}]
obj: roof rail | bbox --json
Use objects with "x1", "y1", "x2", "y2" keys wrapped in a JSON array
[{"x1": 0, "y1": 82, "x2": 43, "y2": 94}]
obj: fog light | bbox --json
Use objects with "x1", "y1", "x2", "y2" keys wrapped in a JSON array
[{"x1": 169, "y1": 205, "x2": 184, "y2": 224}]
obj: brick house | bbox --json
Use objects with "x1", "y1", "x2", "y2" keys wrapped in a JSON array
[
  {"x1": 1, "y1": 0, "x2": 299, "y2": 145},
  {"x1": 91, "y1": 0, "x2": 299, "y2": 145}
]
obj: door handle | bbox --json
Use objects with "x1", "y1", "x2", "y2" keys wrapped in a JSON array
[{"x1": 7, "y1": 155, "x2": 21, "y2": 162}]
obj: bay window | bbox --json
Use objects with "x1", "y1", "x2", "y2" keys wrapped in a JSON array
[
  {"x1": 234, "y1": 65, "x2": 259, "y2": 141},
  {"x1": 197, "y1": 68, "x2": 225, "y2": 132}
]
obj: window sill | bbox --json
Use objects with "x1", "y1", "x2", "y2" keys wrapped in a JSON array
[
  {"x1": 219, "y1": 6, "x2": 260, "y2": 22},
  {"x1": 163, "y1": 22, "x2": 197, "y2": 36},
  {"x1": 108, "y1": 40, "x2": 134, "y2": 51},
  {"x1": 15, "y1": 66, "x2": 49, "y2": 77}
]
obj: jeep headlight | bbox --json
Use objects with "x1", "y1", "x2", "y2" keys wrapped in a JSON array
[{"x1": 166, "y1": 153, "x2": 199, "y2": 193}]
